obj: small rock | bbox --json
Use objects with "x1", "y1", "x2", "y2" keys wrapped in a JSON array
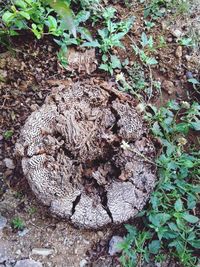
[
  {"x1": 3, "y1": 158, "x2": 15, "y2": 170},
  {"x1": 18, "y1": 228, "x2": 29, "y2": 237},
  {"x1": 167, "y1": 37, "x2": 173, "y2": 43},
  {"x1": 171, "y1": 29, "x2": 182, "y2": 38},
  {"x1": 14, "y1": 259, "x2": 43, "y2": 267},
  {"x1": 186, "y1": 71, "x2": 193, "y2": 79},
  {"x1": 185, "y1": 55, "x2": 192, "y2": 62},
  {"x1": 15, "y1": 249, "x2": 21, "y2": 256},
  {"x1": 162, "y1": 80, "x2": 175, "y2": 95},
  {"x1": 30, "y1": 104, "x2": 39, "y2": 112},
  {"x1": 79, "y1": 259, "x2": 87, "y2": 267},
  {"x1": 31, "y1": 248, "x2": 54, "y2": 256},
  {"x1": 175, "y1": 46, "x2": 182, "y2": 58},
  {"x1": 97, "y1": 231, "x2": 104, "y2": 238},
  {"x1": 0, "y1": 215, "x2": 7, "y2": 230},
  {"x1": 108, "y1": 236, "x2": 124, "y2": 256}
]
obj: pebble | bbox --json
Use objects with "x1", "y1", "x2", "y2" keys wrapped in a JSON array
[
  {"x1": 79, "y1": 259, "x2": 88, "y2": 267},
  {"x1": 0, "y1": 214, "x2": 7, "y2": 230},
  {"x1": 18, "y1": 228, "x2": 29, "y2": 237},
  {"x1": 108, "y1": 236, "x2": 124, "y2": 256},
  {"x1": 171, "y1": 29, "x2": 182, "y2": 38},
  {"x1": 185, "y1": 55, "x2": 192, "y2": 62},
  {"x1": 3, "y1": 158, "x2": 15, "y2": 170},
  {"x1": 97, "y1": 231, "x2": 104, "y2": 238},
  {"x1": 186, "y1": 71, "x2": 193, "y2": 79},
  {"x1": 30, "y1": 104, "x2": 39, "y2": 112},
  {"x1": 175, "y1": 46, "x2": 183, "y2": 58},
  {"x1": 167, "y1": 37, "x2": 173, "y2": 43},
  {"x1": 162, "y1": 80, "x2": 175, "y2": 95},
  {"x1": 31, "y1": 248, "x2": 54, "y2": 256},
  {"x1": 15, "y1": 250, "x2": 21, "y2": 256},
  {"x1": 14, "y1": 259, "x2": 43, "y2": 267}
]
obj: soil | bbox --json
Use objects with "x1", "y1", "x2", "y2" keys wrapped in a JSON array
[{"x1": 0, "y1": 1, "x2": 199, "y2": 267}]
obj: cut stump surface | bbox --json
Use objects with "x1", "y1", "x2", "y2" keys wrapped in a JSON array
[{"x1": 15, "y1": 81, "x2": 156, "y2": 229}]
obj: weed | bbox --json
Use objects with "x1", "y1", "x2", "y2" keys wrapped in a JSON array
[
  {"x1": 1, "y1": 0, "x2": 94, "y2": 66},
  {"x1": 11, "y1": 217, "x2": 25, "y2": 230},
  {"x1": 27, "y1": 206, "x2": 37, "y2": 215},
  {"x1": 178, "y1": 37, "x2": 195, "y2": 47},
  {"x1": 82, "y1": 6, "x2": 134, "y2": 74},
  {"x1": 3, "y1": 130, "x2": 14, "y2": 140},
  {"x1": 143, "y1": 0, "x2": 190, "y2": 20},
  {"x1": 119, "y1": 100, "x2": 200, "y2": 267},
  {"x1": 131, "y1": 32, "x2": 158, "y2": 66}
]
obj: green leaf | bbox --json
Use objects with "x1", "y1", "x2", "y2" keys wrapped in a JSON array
[
  {"x1": 144, "y1": 8, "x2": 151, "y2": 18},
  {"x1": 2, "y1": 11, "x2": 15, "y2": 24},
  {"x1": 15, "y1": 0, "x2": 27, "y2": 8},
  {"x1": 174, "y1": 199, "x2": 183, "y2": 212},
  {"x1": 146, "y1": 57, "x2": 158, "y2": 65},
  {"x1": 99, "y1": 63, "x2": 109, "y2": 72},
  {"x1": 125, "y1": 224, "x2": 137, "y2": 237},
  {"x1": 75, "y1": 10, "x2": 90, "y2": 24},
  {"x1": 3, "y1": 130, "x2": 14, "y2": 140},
  {"x1": 19, "y1": 11, "x2": 30, "y2": 20},
  {"x1": 148, "y1": 240, "x2": 160, "y2": 254},
  {"x1": 31, "y1": 23, "x2": 43, "y2": 39},
  {"x1": 46, "y1": 15, "x2": 57, "y2": 30},
  {"x1": 182, "y1": 213, "x2": 199, "y2": 223},
  {"x1": 81, "y1": 40, "x2": 100, "y2": 48},
  {"x1": 78, "y1": 27, "x2": 93, "y2": 42},
  {"x1": 187, "y1": 195, "x2": 196, "y2": 210},
  {"x1": 149, "y1": 213, "x2": 171, "y2": 227},
  {"x1": 141, "y1": 32, "x2": 148, "y2": 47},
  {"x1": 110, "y1": 55, "x2": 121, "y2": 69},
  {"x1": 168, "y1": 222, "x2": 179, "y2": 232},
  {"x1": 188, "y1": 78, "x2": 199, "y2": 85},
  {"x1": 102, "y1": 54, "x2": 108, "y2": 62},
  {"x1": 190, "y1": 121, "x2": 200, "y2": 131},
  {"x1": 168, "y1": 239, "x2": 184, "y2": 253},
  {"x1": 151, "y1": 121, "x2": 163, "y2": 136},
  {"x1": 189, "y1": 240, "x2": 200, "y2": 249},
  {"x1": 175, "y1": 123, "x2": 189, "y2": 134},
  {"x1": 102, "y1": 6, "x2": 116, "y2": 20},
  {"x1": 46, "y1": 0, "x2": 76, "y2": 38}
]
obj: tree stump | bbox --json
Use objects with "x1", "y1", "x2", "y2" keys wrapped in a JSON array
[{"x1": 15, "y1": 81, "x2": 156, "y2": 229}]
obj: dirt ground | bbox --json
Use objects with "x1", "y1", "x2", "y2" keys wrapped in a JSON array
[{"x1": 0, "y1": 1, "x2": 199, "y2": 267}]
